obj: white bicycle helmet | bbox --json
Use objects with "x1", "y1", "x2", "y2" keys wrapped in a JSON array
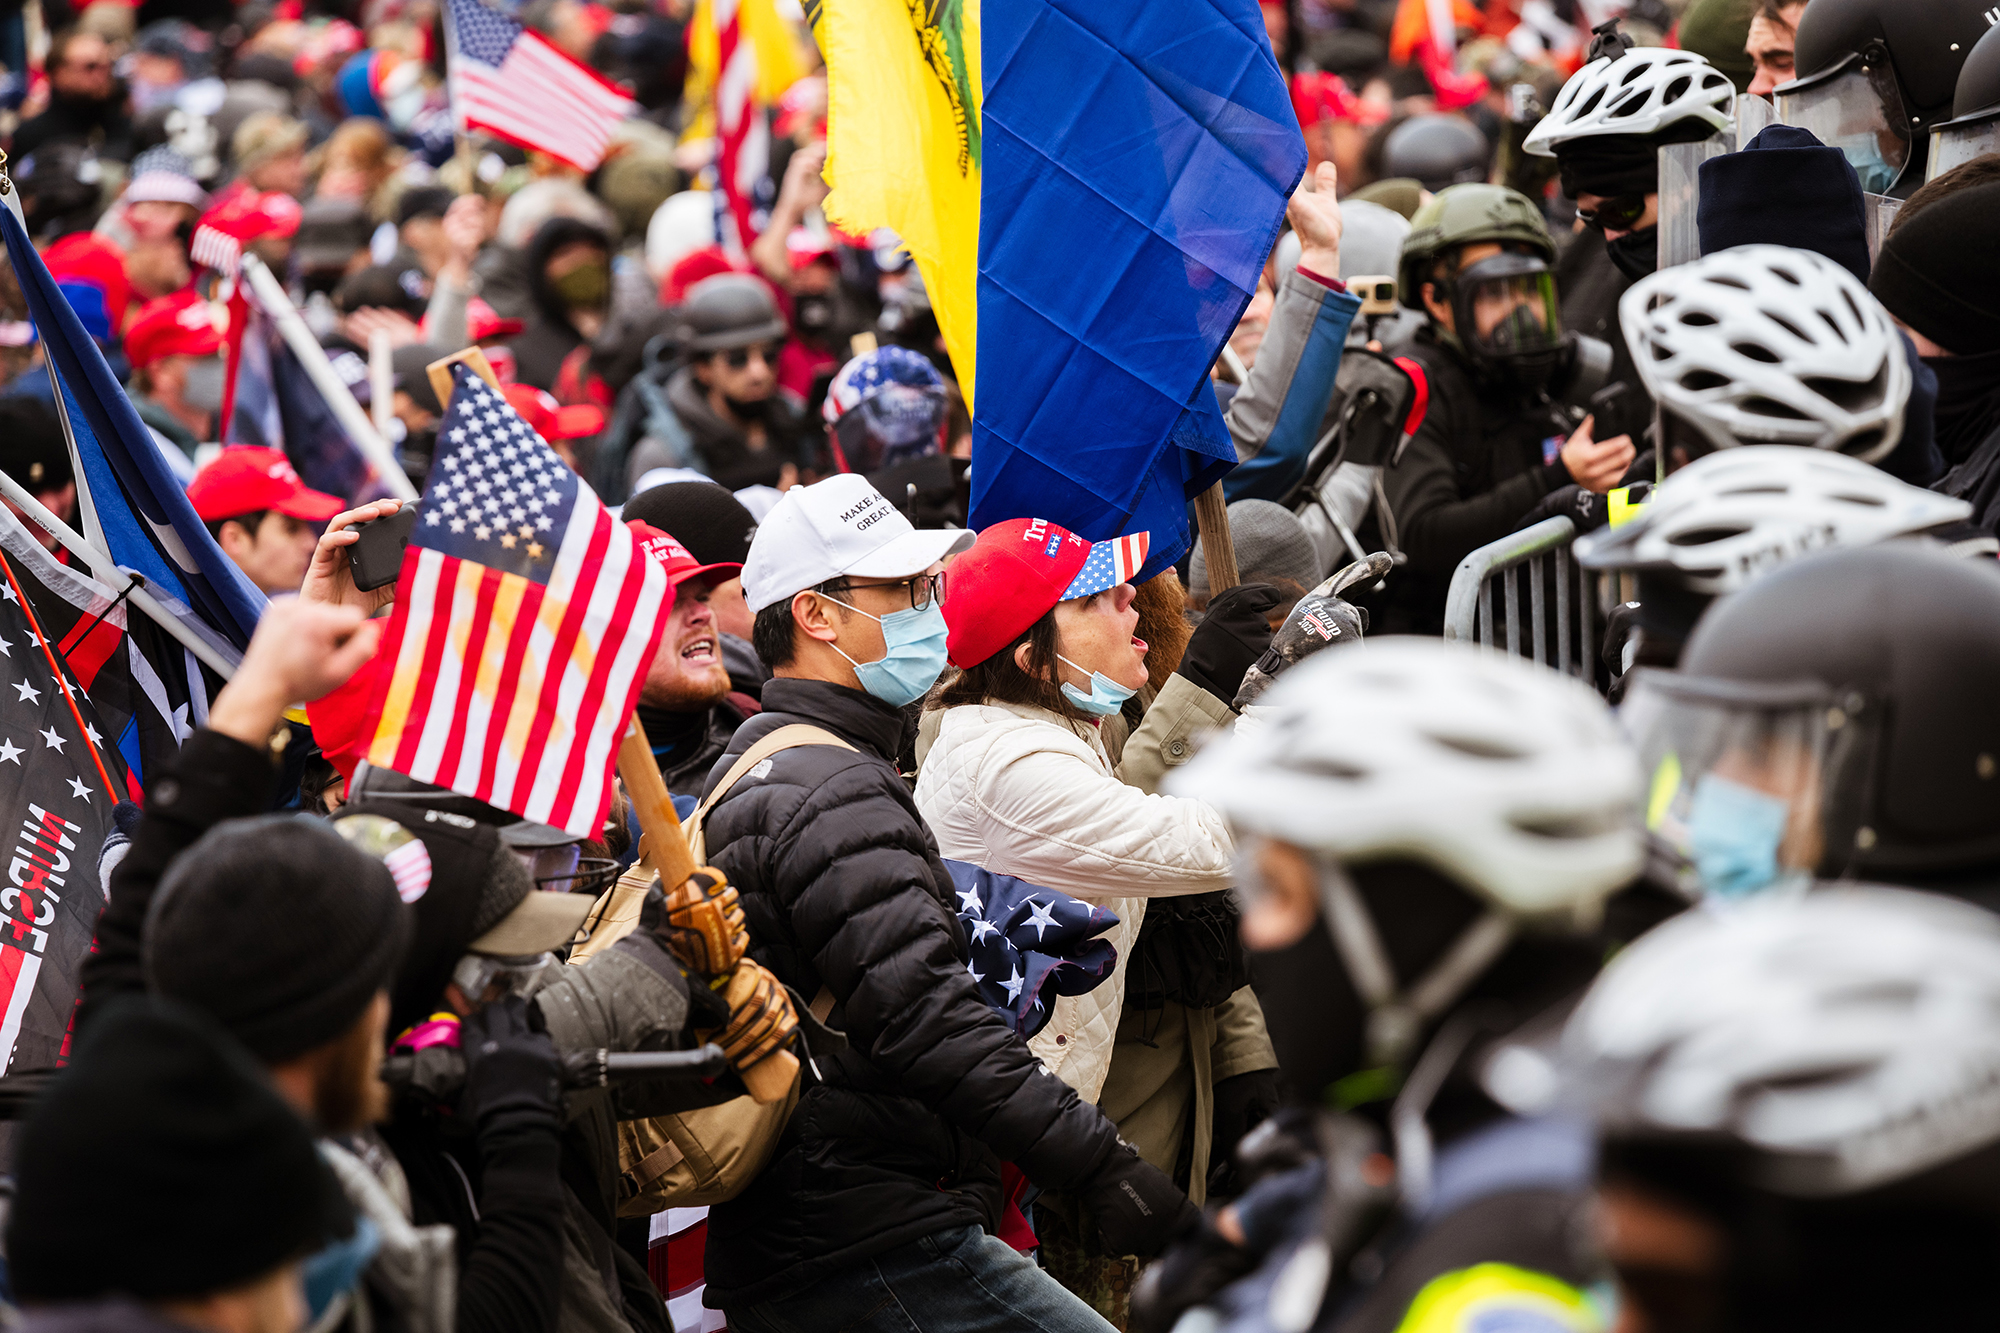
[
  {"x1": 1167, "y1": 638, "x2": 1643, "y2": 918},
  {"x1": 1620, "y1": 244, "x2": 1909, "y2": 462},
  {"x1": 1574, "y1": 447, "x2": 1970, "y2": 594},
  {"x1": 1564, "y1": 887, "x2": 2000, "y2": 1197},
  {"x1": 1522, "y1": 46, "x2": 1735, "y2": 156}
]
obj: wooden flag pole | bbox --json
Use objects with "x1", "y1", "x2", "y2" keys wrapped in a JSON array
[
  {"x1": 1193, "y1": 482, "x2": 1239, "y2": 594},
  {"x1": 426, "y1": 345, "x2": 505, "y2": 411},
  {"x1": 617, "y1": 715, "x2": 799, "y2": 1103}
]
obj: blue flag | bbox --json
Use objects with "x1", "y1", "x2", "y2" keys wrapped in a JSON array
[
  {"x1": 0, "y1": 206, "x2": 267, "y2": 651},
  {"x1": 969, "y1": 0, "x2": 1306, "y2": 574}
]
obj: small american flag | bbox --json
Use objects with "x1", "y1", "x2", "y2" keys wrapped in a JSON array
[
  {"x1": 360, "y1": 367, "x2": 670, "y2": 837},
  {"x1": 444, "y1": 0, "x2": 636, "y2": 172},
  {"x1": 1065, "y1": 532, "x2": 1150, "y2": 598}
]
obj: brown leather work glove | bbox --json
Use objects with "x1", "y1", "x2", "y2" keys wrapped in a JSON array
[
  {"x1": 657, "y1": 869, "x2": 748, "y2": 976},
  {"x1": 714, "y1": 959, "x2": 798, "y2": 1073}
]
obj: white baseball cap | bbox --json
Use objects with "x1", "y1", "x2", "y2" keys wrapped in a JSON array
[{"x1": 742, "y1": 474, "x2": 973, "y2": 612}]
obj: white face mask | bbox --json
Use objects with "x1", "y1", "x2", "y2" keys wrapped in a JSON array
[{"x1": 1056, "y1": 652, "x2": 1137, "y2": 717}]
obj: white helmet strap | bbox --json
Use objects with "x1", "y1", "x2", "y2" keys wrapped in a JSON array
[{"x1": 1316, "y1": 859, "x2": 1517, "y2": 1068}]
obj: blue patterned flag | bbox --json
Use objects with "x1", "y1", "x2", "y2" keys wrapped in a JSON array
[
  {"x1": 946, "y1": 860, "x2": 1119, "y2": 1038},
  {"x1": 968, "y1": 0, "x2": 1306, "y2": 576}
]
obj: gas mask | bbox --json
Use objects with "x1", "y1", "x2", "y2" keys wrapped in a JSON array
[{"x1": 1448, "y1": 251, "x2": 1566, "y2": 382}]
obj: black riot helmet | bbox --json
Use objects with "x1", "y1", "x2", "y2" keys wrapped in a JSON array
[
  {"x1": 1381, "y1": 114, "x2": 1492, "y2": 192},
  {"x1": 1928, "y1": 22, "x2": 2000, "y2": 182},
  {"x1": 1665, "y1": 543, "x2": 2000, "y2": 886},
  {"x1": 1776, "y1": 0, "x2": 1994, "y2": 195}
]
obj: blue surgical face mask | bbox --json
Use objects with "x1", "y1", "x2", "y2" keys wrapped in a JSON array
[
  {"x1": 1057, "y1": 652, "x2": 1138, "y2": 717},
  {"x1": 824, "y1": 595, "x2": 949, "y2": 708},
  {"x1": 303, "y1": 1214, "x2": 381, "y2": 1323},
  {"x1": 1686, "y1": 773, "x2": 1792, "y2": 900}
]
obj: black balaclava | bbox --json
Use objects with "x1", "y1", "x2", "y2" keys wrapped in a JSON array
[{"x1": 1928, "y1": 348, "x2": 2000, "y2": 468}]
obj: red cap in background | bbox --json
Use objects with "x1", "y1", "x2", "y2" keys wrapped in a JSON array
[
  {"x1": 188, "y1": 446, "x2": 346, "y2": 523},
  {"x1": 465, "y1": 297, "x2": 525, "y2": 343},
  {"x1": 43, "y1": 234, "x2": 134, "y2": 336},
  {"x1": 626, "y1": 520, "x2": 743, "y2": 589},
  {"x1": 502, "y1": 383, "x2": 605, "y2": 442},
  {"x1": 124, "y1": 291, "x2": 224, "y2": 370}
]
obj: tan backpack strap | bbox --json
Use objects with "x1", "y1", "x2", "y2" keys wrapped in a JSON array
[
  {"x1": 809, "y1": 987, "x2": 835, "y2": 1025},
  {"x1": 690, "y1": 724, "x2": 857, "y2": 826},
  {"x1": 618, "y1": 1136, "x2": 688, "y2": 1200}
]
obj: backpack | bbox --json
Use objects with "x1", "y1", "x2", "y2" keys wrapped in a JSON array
[
  {"x1": 1286, "y1": 348, "x2": 1428, "y2": 580},
  {"x1": 571, "y1": 724, "x2": 853, "y2": 1215}
]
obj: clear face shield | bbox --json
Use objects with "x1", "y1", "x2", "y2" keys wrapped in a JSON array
[
  {"x1": 511, "y1": 841, "x2": 620, "y2": 899},
  {"x1": 831, "y1": 382, "x2": 948, "y2": 474},
  {"x1": 1776, "y1": 55, "x2": 1912, "y2": 195},
  {"x1": 1451, "y1": 252, "x2": 1564, "y2": 374},
  {"x1": 1928, "y1": 110, "x2": 2000, "y2": 183},
  {"x1": 1619, "y1": 670, "x2": 1877, "y2": 902}
]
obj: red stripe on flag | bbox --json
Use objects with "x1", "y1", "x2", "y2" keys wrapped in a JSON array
[
  {"x1": 391, "y1": 555, "x2": 463, "y2": 775},
  {"x1": 432, "y1": 566, "x2": 507, "y2": 789},
  {"x1": 473, "y1": 578, "x2": 547, "y2": 808},
  {"x1": 512, "y1": 511, "x2": 614, "y2": 818},
  {"x1": 546, "y1": 516, "x2": 655, "y2": 831}
]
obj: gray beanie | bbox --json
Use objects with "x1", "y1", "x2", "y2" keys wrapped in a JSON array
[{"x1": 1190, "y1": 499, "x2": 1323, "y2": 601}]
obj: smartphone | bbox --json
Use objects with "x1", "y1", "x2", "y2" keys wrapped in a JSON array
[
  {"x1": 348, "y1": 502, "x2": 420, "y2": 592},
  {"x1": 1589, "y1": 381, "x2": 1649, "y2": 445},
  {"x1": 1349, "y1": 275, "x2": 1398, "y2": 316}
]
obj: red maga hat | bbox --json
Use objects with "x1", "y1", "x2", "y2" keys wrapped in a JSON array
[
  {"x1": 941, "y1": 517, "x2": 1150, "y2": 668},
  {"x1": 627, "y1": 520, "x2": 743, "y2": 589},
  {"x1": 188, "y1": 446, "x2": 346, "y2": 524}
]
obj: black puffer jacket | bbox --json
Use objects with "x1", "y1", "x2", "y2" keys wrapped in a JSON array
[{"x1": 698, "y1": 677, "x2": 1125, "y2": 1307}]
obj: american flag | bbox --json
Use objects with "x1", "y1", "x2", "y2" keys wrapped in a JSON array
[
  {"x1": 444, "y1": 0, "x2": 636, "y2": 172},
  {"x1": 1066, "y1": 532, "x2": 1150, "y2": 598},
  {"x1": 359, "y1": 367, "x2": 670, "y2": 838},
  {"x1": 711, "y1": 0, "x2": 765, "y2": 254}
]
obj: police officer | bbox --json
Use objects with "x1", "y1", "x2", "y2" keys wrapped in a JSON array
[{"x1": 1361, "y1": 183, "x2": 1634, "y2": 634}]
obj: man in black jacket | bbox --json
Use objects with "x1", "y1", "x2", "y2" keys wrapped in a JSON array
[{"x1": 696, "y1": 475, "x2": 1199, "y2": 1331}]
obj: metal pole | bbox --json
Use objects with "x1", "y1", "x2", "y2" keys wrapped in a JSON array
[
  {"x1": 238, "y1": 255, "x2": 419, "y2": 501},
  {"x1": 0, "y1": 471, "x2": 237, "y2": 679}
]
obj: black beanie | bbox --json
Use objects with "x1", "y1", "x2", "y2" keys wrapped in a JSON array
[
  {"x1": 1870, "y1": 182, "x2": 2000, "y2": 356},
  {"x1": 144, "y1": 816, "x2": 409, "y2": 1064},
  {"x1": 1698, "y1": 125, "x2": 1871, "y2": 282},
  {"x1": 622, "y1": 481, "x2": 759, "y2": 566},
  {"x1": 9, "y1": 997, "x2": 350, "y2": 1301}
]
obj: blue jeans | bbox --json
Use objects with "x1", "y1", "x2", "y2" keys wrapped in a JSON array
[{"x1": 725, "y1": 1225, "x2": 1116, "y2": 1333}]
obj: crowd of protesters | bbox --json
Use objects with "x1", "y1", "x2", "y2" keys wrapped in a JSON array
[{"x1": 1, "y1": 1, "x2": 2000, "y2": 1333}]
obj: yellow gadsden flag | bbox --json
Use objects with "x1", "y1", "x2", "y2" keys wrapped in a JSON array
[{"x1": 809, "y1": 0, "x2": 982, "y2": 411}]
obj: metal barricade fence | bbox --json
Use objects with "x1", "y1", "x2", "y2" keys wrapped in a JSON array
[{"x1": 1441, "y1": 516, "x2": 1611, "y2": 689}]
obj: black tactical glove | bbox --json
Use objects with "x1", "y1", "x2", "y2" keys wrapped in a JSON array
[
  {"x1": 459, "y1": 995, "x2": 562, "y2": 1137},
  {"x1": 1179, "y1": 582, "x2": 1282, "y2": 704},
  {"x1": 1082, "y1": 1140, "x2": 1202, "y2": 1258},
  {"x1": 1129, "y1": 1218, "x2": 1262, "y2": 1333}
]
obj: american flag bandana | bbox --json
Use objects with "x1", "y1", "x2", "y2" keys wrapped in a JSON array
[{"x1": 1061, "y1": 531, "x2": 1151, "y2": 601}]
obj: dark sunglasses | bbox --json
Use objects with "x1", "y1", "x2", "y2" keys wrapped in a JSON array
[
  {"x1": 1577, "y1": 195, "x2": 1650, "y2": 233},
  {"x1": 720, "y1": 343, "x2": 778, "y2": 370}
]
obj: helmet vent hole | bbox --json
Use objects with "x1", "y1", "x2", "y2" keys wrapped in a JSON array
[
  {"x1": 1831, "y1": 491, "x2": 1887, "y2": 507},
  {"x1": 1510, "y1": 809, "x2": 1624, "y2": 840},
  {"x1": 1662, "y1": 75, "x2": 1691, "y2": 104},
  {"x1": 1427, "y1": 733, "x2": 1528, "y2": 762},
  {"x1": 1681, "y1": 369, "x2": 1728, "y2": 391},
  {"x1": 1765, "y1": 314, "x2": 1810, "y2": 344},
  {"x1": 1740, "y1": 395, "x2": 1809, "y2": 420},
  {"x1": 1679, "y1": 311, "x2": 1718, "y2": 327},
  {"x1": 1841, "y1": 289, "x2": 1865, "y2": 325},
  {"x1": 1292, "y1": 757, "x2": 1369, "y2": 782},
  {"x1": 1732, "y1": 341, "x2": 1783, "y2": 364},
  {"x1": 1804, "y1": 374, "x2": 1877, "y2": 411},
  {"x1": 1819, "y1": 311, "x2": 1848, "y2": 343},
  {"x1": 1665, "y1": 525, "x2": 1748, "y2": 546},
  {"x1": 1709, "y1": 276, "x2": 1751, "y2": 291},
  {"x1": 1576, "y1": 86, "x2": 1608, "y2": 117},
  {"x1": 1844, "y1": 428, "x2": 1887, "y2": 456},
  {"x1": 1771, "y1": 266, "x2": 1802, "y2": 287},
  {"x1": 1619, "y1": 63, "x2": 1647, "y2": 85}
]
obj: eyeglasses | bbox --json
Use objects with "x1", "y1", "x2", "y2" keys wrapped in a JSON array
[
  {"x1": 1577, "y1": 195, "x2": 1651, "y2": 234},
  {"x1": 720, "y1": 343, "x2": 778, "y2": 370},
  {"x1": 822, "y1": 571, "x2": 946, "y2": 611}
]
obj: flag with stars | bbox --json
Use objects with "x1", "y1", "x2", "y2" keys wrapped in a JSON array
[
  {"x1": 0, "y1": 518, "x2": 130, "y2": 1081},
  {"x1": 444, "y1": 0, "x2": 637, "y2": 172},
  {"x1": 945, "y1": 860, "x2": 1119, "y2": 1039},
  {"x1": 360, "y1": 367, "x2": 671, "y2": 837}
]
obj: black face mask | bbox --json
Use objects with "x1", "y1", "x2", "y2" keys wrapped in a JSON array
[
  {"x1": 723, "y1": 392, "x2": 773, "y2": 423},
  {"x1": 1605, "y1": 227, "x2": 1660, "y2": 282},
  {"x1": 794, "y1": 295, "x2": 833, "y2": 335},
  {"x1": 1925, "y1": 348, "x2": 2000, "y2": 468},
  {"x1": 1247, "y1": 922, "x2": 1366, "y2": 1108}
]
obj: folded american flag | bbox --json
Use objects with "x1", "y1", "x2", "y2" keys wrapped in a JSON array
[
  {"x1": 360, "y1": 366, "x2": 670, "y2": 836},
  {"x1": 444, "y1": 0, "x2": 636, "y2": 172}
]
